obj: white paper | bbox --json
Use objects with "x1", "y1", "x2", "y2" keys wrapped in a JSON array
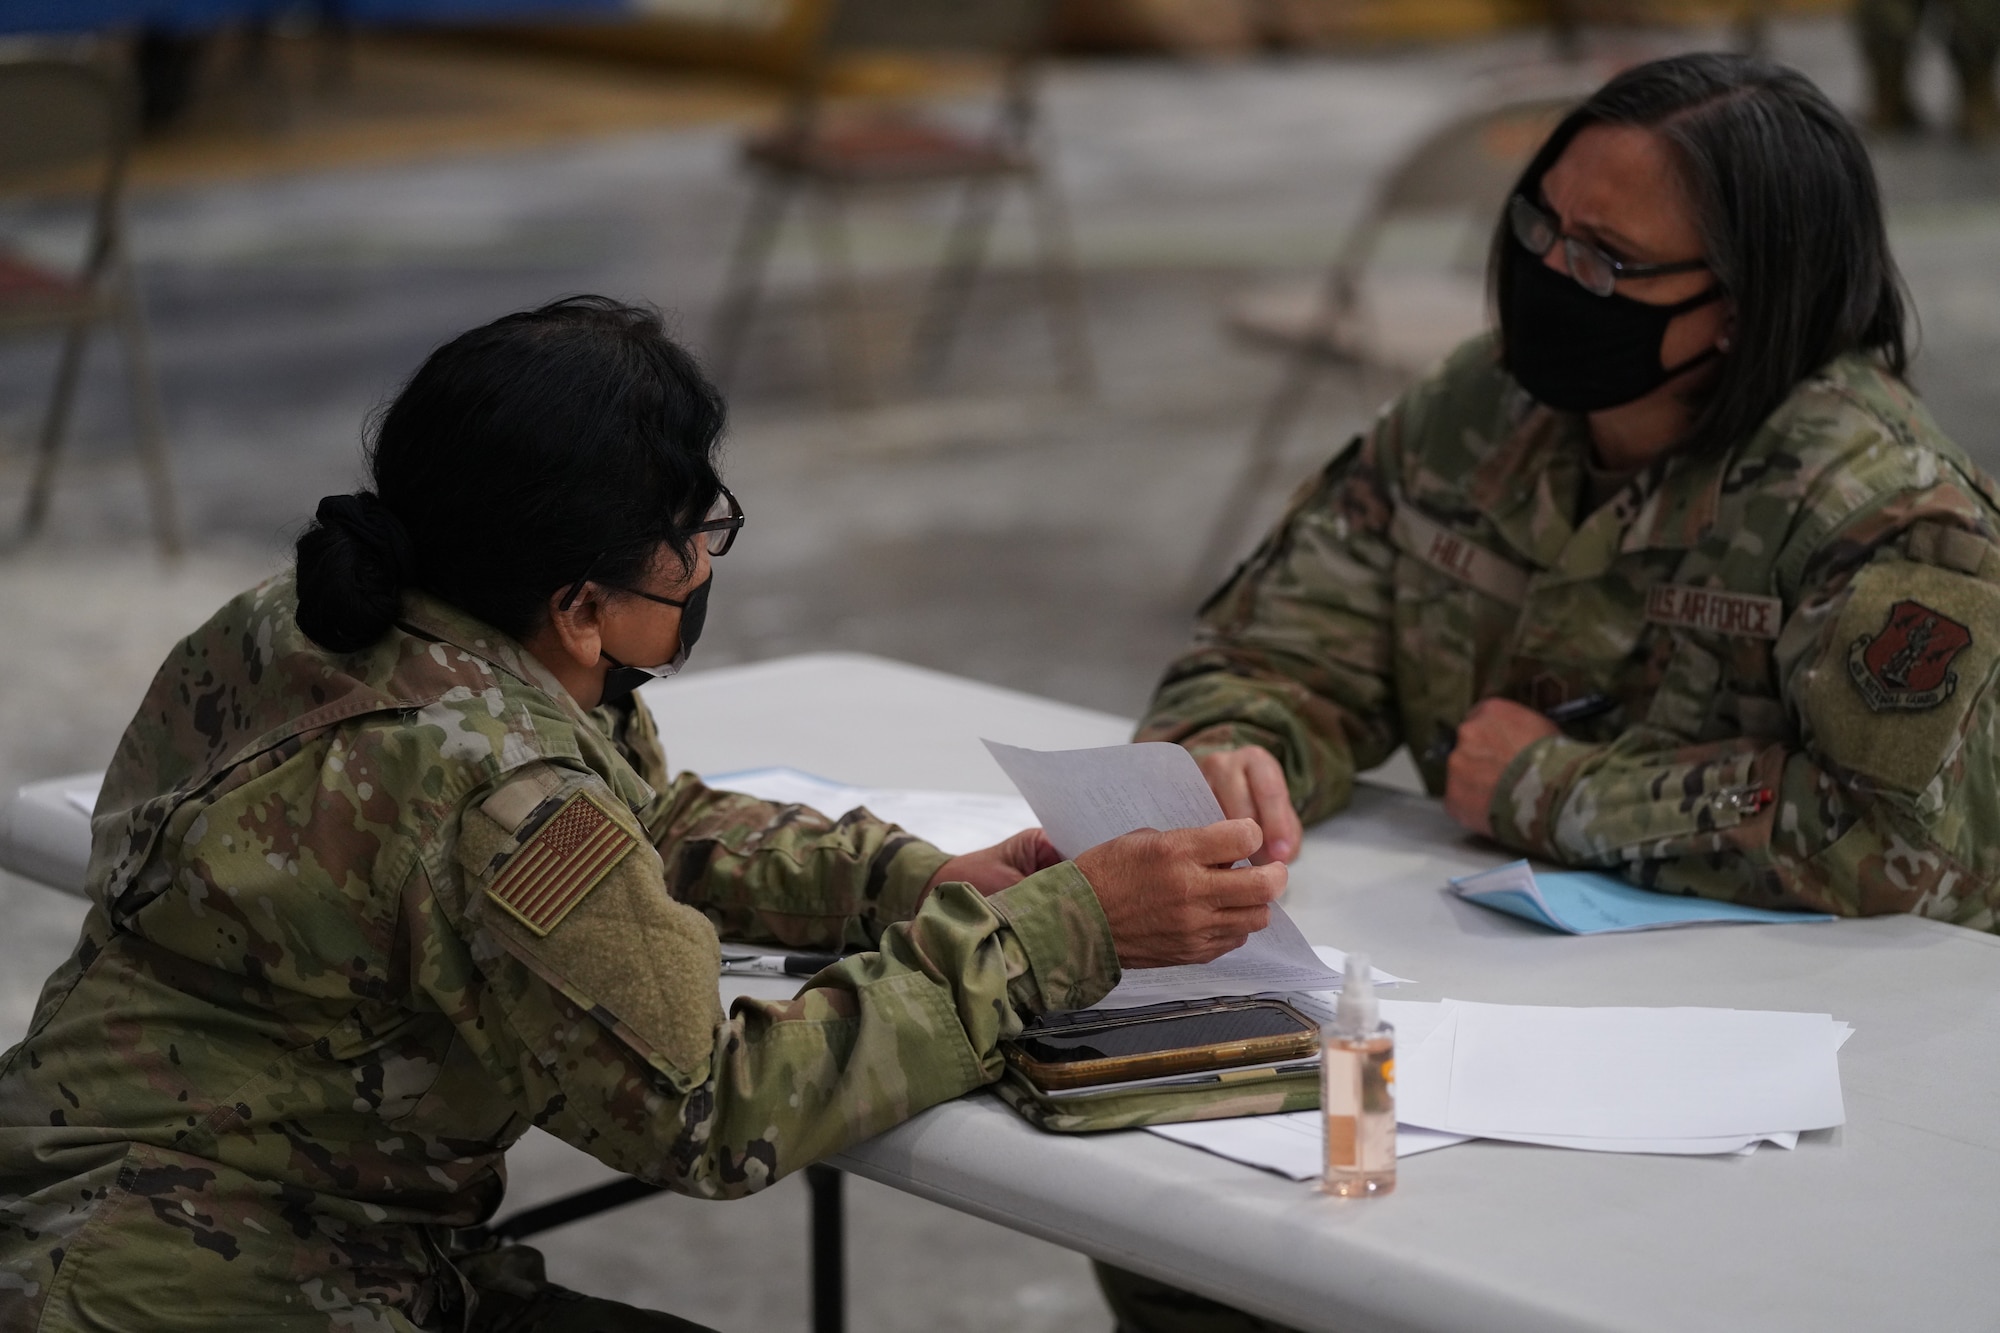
[
  {"x1": 983, "y1": 740, "x2": 1343, "y2": 1006},
  {"x1": 1148, "y1": 1111, "x2": 1471, "y2": 1181},
  {"x1": 1305, "y1": 946, "x2": 1414, "y2": 991},
  {"x1": 61, "y1": 777, "x2": 103, "y2": 819},
  {"x1": 702, "y1": 767, "x2": 1037, "y2": 855},
  {"x1": 1396, "y1": 1001, "x2": 1847, "y2": 1141}
]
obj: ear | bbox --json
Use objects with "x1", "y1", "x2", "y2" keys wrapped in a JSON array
[{"x1": 543, "y1": 583, "x2": 608, "y2": 671}]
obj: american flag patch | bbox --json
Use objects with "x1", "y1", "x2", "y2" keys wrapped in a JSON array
[{"x1": 485, "y1": 789, "x2": 635, "y2": 936}]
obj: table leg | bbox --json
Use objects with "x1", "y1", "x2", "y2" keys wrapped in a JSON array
[{"x1": 806, "y1": 1163, "x2": 845, "y2": 1333}]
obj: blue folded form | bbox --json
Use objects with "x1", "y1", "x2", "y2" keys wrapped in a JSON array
[{"x1": 1451, "y1": 861, "x2": 1836, "y2": 934}]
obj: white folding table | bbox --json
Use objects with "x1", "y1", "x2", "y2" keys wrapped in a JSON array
[
  {"x1": 7, "y1": 652, "x2": 1998, "y2": 1333},
  {"x1": 645, "y1": 653, "x2": 2000, "y2": 1333}
]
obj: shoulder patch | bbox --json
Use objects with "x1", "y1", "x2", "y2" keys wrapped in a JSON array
[
  {"x1": 486, "y1": 788, "x2": 636, "y2": 936},
  {"x1": 1848, "y1": 600, "x2": 1973, "y2": 712},
  {"x1": 1806, "y1": 558, "x2": 2000, "y2": 795}
]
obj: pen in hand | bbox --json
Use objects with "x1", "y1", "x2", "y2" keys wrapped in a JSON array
[{"x1": 1421, "y1": 692, "x2": 1618, "y2": 766}]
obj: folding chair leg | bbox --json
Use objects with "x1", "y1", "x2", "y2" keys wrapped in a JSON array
[
  {"x1": 1025, "y1": 169, "x2": 1096, "y2": 398},
  {"x1": 806, "y1": 186, "x2": 872, "y2": 407},
  {"x1": 114, "y1": 277, "x2": 183, "y2": 559},
  {"x1": 807, "y1": 1164, "x2": 845, "y2": 1333},
  {"x1": 1184, "y1": 346, "x2": 1326, "y2": 601},
  {"x1": 909, "y1": 176, "x2": 1004, "y2": 388},
  {"x1": 22, "y1": 314, "x2": 94, "y2": 540},
  {"x1": 707, "y1": 175, "x2": 794, "y2": 392}
]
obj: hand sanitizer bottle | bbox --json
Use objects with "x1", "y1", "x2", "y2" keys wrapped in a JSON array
[{"x1": 1321, "y1": 954, "x2": 1396, "y2": 1197}]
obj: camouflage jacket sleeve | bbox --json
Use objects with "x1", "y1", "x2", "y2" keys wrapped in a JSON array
[
  {"x1": 445, "y1": 763, "x2": 1117, "y2": 1197},
  {"x1": 1136, "y1": 429, "x2": 1404, "y2": 824},
  {"x1": 1490, "y1": 523, "x2": 2000, "y2": 929},
  {"x1": 596, "y1": 694, "x2": 954, "y2": 947}
]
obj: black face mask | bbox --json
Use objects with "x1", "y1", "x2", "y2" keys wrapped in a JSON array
[
  {"x1": 599, "y1": 573, "x2": 711, "y2": 708},
  {"x1": 1500, "y1": 239, "x2": 1723, "y2": 413}
]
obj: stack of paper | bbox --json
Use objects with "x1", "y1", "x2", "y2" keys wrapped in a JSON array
[
  {"x1": 1452, "y1": 860, "x2": 1836, "y2": 933},
  {"x1": 1148, "y1": 997, "x2": 1851, "y2": 1179},
  {"x1": 1394, "y1": 999, "x2": 1849, "y2": 1153}
]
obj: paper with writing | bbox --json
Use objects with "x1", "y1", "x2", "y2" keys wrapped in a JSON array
[{"x1": 982, "y1": 740, "x2": 1344, "y2": 1007}]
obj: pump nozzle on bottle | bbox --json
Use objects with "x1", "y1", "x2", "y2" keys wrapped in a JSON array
[{"x1": 1335, "y1": 954, "x2": 1377, "y2": 1036}]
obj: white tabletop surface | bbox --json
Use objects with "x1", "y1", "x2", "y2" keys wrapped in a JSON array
[
  {"x1": 644, "y1": 653, "x2": 2000, "y2": 1333},
  {"x1": 9, "y1": 653, "x2": 1995, "y2": 1331}
]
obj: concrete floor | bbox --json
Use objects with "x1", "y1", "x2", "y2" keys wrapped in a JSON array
[{"x1": 4, "y1": 19, "x2": 2000, "y2": 1330}]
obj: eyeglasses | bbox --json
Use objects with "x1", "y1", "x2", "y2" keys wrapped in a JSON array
[
  {"x1": 557, "y1": 485, "x2": 744, "y2": 611},
  {"x1": 691, "y1": 485, "x2": 744, "y2": 559},
  {"x1": 1508, "y1": 194, "x2": 1708, "y2": 299}
]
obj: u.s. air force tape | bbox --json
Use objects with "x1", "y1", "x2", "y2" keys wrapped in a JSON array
[
  {"x1": 1390, "y1": 504, "x2": 1529, "y2": 607},
  {"x1": 1645, "y1": 583, "x2": 1783, "y2": 641}
]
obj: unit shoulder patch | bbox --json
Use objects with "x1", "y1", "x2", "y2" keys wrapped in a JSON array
[
  {"x1": 486, "y1": 787, "x2": 636, "y2": 936},
  {"x1": 1847, "y1": 600, "x2": 1973, "y2": 712}
]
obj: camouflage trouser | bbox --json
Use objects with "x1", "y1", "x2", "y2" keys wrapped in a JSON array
[
  {"x1": 453, "y1": 1242, "x2": 716, "y2": 1333},
  {"x1": 1093, "y1": 1262, "x2": 1310, "y2": 1333}
]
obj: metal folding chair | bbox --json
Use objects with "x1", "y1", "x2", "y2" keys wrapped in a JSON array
[
  {"x1": 705, "y1": 0, "x2": 1093, "y2": 404},
  {"x1": 0, "y1": 59, "x2": 180, "y2": 557},
  {"x1": 1186, "y1": 96, "x2": 1573, "y2": 593}
]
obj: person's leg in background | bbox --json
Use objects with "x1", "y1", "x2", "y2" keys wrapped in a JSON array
[
  {"x1": 1856, "y1": 0, "x2": 1930, "y2": 130},
  {"x1": 1943, "y1": 0, "x2": 2000, "y2": 137}
]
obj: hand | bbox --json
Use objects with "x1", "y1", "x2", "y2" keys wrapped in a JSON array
[
  {"x1": 1444, "y1": 698, "x2": 1559, "y2": 838},
  {"x1": 1195, "y1": 747, "x2": 1303, "y2": 865},
  {"x1": 925, "y1": 827, "x2": 1063, "y2": 899},
  {"x1": 1074, "y1": 819, "x2": 1287, "y2": 969}
]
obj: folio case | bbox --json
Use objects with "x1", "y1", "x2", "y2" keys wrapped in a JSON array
[
  {"x1": 992, "y1": 1062, "x2": 1320, "y2": 1133},
  {"x1": 992, "y1": 998, "x2": 1322, "y2": 1133}
]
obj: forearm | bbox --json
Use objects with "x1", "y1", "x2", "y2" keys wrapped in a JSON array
[
  {"x1": 645, "y1": 773, "x2": 953, "y2": 949},
  {"x1": 1139, "y1": 650, "x2": 1389, "y2": 823},
  {"x1": 529, "y1": 865, "x2": 1118, "y2": 1196},
  {"x1": 1141, "y1": 441, "x2": 1403, "y2": 822},
  {"x1": 1488, "y1": 729, "x2": 1982, "y2": 920}
]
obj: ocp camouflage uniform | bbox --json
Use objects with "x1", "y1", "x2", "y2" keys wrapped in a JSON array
[
  {"x1": 0, "y1": 579, "x2": 1119, "y2": 1332},
  {"x1": 1142, "y1": 333, "x2": 2000, "y2": 931}
]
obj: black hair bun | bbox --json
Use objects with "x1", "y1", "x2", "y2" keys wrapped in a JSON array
[{"x1": 294, "y1": 492, "x2": 415, "y2": 653}]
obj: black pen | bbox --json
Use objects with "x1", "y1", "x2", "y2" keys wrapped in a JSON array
[
  {"x1": 1421, "y1": 692, "x2": 1619, "y2": 766},
  {"x1": 719, "y1": 953, "x2": 842, "y2": 978}
]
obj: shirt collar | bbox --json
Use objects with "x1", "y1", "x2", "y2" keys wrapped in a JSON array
[{"x1": 397, "y1": 590, "x2": 581, "y2": 712}]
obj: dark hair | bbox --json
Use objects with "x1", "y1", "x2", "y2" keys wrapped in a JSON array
[
  {"x1": 295, "y1": 296, "x2": 726, "y2": 652},
  {"x1": 1491, "y1": 53, "x2": 1910, "y2": 454}
]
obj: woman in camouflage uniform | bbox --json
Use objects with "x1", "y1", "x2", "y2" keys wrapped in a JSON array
[
  {"x1": 1118, "y1": 52, "x2": 2000, "y2": 1333},
  {"x1": 0, "y1": 297, "x2": 1285, "y2": 1332}
]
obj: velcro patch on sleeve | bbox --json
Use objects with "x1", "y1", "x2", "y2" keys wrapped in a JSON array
[
  {"x1": 1806, "y1": 558, "x2": 2000, "y2": 795},
  {"x1": 486, "y1": 788, "x2": 637, "y2": 936}
]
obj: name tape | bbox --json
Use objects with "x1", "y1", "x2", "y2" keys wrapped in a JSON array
[
  {"x1": 1391, "y1": 505, "x2": 1529, "y2": 607},
  {"x1": 1645, "y1": 583, "x2": 1783, "y2": 640}
]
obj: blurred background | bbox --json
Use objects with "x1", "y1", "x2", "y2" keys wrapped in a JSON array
[{"x1": 2, "y1": 0, "x2": 1997, "y2": 1327}]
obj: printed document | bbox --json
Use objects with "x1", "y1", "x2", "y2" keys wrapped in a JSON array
[{"x1": 983, "y1": 740, "x2": 1343, "y2": 1006}]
